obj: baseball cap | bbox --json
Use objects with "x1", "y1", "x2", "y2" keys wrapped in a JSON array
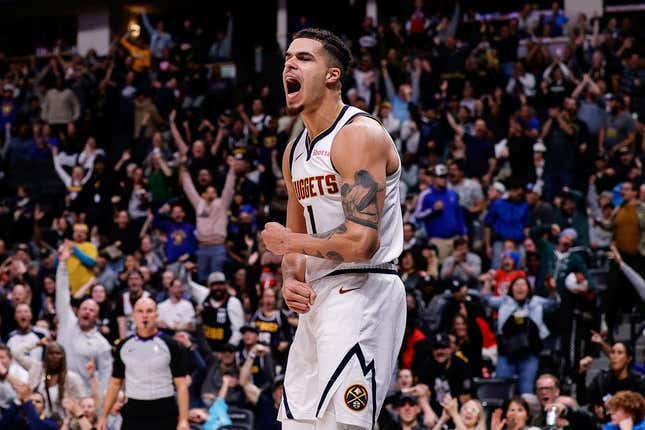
[
  {"x1": 220, "y1": 343, "x2": 236, "y2": 353},
  {"x1": 433, "y1": 164, "x2": 448, "y2": 177},
  {"x1": 397, "y1": 393, "x2": 418, "y2": 406},
  {"x1": 208, "y1": 272, "x2": 227, "y2": 284},
  {"x1": 432, "y1": 333, "x2": 452, "y2": 349},
  {"x1": 560, "y1": 228, "x2": 578, "y2": 241},
  {"x1": 492, "y1": 181, "x2": 506, "y2": 194},
  {"x1": 449, "y1": 279, "x2": 466, "y2": 293},
  {"x1": 501, "y1": 250, "x2": 520, "y2": 268},
  {"x1": 240, "y1": 324, "x2": 259, "y2": 334},
  {"x1": 239, "y1": 204, "x2": 256, "y2": 215}
]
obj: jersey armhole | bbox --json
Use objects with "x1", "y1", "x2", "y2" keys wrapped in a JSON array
[{"x1": 288, "y1": 129, "x2": 305, "y2": 174}]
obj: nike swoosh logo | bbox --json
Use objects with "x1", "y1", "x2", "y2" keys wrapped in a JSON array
[
  {"x1": 295, "y1": 152, "x2": 304, "y2": 161},
  {"x1": 339, "y1": 287, "x2": 360, "y2": 294}
]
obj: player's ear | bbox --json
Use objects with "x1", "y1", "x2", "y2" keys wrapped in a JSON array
[{"x1": 326, "y1": 67, "x2": 341, "y2": 85}]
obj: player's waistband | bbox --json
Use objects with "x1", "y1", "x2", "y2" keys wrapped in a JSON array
[{"x1": 324, "y1": 260, "x2": 398, "y2": 277}]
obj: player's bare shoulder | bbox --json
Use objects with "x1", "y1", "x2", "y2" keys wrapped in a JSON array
[{"x1": 331, "y1": 115, "x2": 398, "y2": 173}]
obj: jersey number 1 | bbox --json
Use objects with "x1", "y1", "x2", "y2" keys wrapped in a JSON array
[{"x1": 306, "y1": 205, "x2": 317, "y2": 234}]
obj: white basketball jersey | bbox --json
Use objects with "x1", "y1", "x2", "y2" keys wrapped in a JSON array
[{"x1": 289, "y1": 105, "x2": 403, "y2": 282}]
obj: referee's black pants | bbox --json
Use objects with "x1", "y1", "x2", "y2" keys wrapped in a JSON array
[{"x1": 121, "y1": 397, "x2": 178, "y2": 430}]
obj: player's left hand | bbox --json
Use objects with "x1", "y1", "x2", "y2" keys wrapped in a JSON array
[{"x1": 261, "y1": 222, "x2": 291, "y2": 255}]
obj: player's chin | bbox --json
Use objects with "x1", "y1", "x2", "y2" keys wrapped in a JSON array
[{"x1": 285, "y1": 100, "x2": 304, "y2": 116}]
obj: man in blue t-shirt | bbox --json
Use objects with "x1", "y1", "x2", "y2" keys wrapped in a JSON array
[
  {"x1": 154, "y1": 203, "x2": 197, "y2": 263},
  {"x1": 415, "y1": 164, "x2": 467, "y2": 262}
]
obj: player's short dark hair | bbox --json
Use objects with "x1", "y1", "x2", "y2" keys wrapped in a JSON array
[{"x1": 293, "y1": 28, "x2": 352, "y2": 80}]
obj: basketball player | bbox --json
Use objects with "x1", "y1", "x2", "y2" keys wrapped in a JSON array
[{"x1": 261, "y1": 29, "x2": 406, "y2": 430}]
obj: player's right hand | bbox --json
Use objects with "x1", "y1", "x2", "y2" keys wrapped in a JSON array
[{"x1": 283, "y1": 278, "x2": 316, "y2": 313}]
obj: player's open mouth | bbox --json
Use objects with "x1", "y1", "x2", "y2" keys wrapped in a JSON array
[{"x1": 285, "y1": 77, "x2": 302, "y2": 100}]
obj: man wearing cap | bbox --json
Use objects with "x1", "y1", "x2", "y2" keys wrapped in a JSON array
[
  {"x1": 179, "y1": 155, "x2": 238, "y2": 283},
  {"x1": 190, "y1": 272, "x2": 243, "y2": 351},
  {"x1": 412, "y1": 332, "x2": 475, "y2": 414},
  {"x1": 415, "y1": 164, "x2": 467, "y2": 262},
  {"x1": 377, "y1": 393, "x2": 430, "y2": 430},
  {"x1": 237, "y1": 324, "x2": 274, "y2": 389},
  {"x1": 487, "y1": 181, "x2": 506, "y2": 202},
  {"x1": 67, "y1": 223, "x2": 98, "y2": 295}
]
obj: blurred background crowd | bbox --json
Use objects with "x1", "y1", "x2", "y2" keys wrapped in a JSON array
[{"x1": 0, "y1": 0, "x2": 644, "y2": 429}]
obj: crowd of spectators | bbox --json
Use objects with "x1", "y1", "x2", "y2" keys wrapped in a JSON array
[{"x1": 0, "y1": 1, "x2": 644, "y2": 429}]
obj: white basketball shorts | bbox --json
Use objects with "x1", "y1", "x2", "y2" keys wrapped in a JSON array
[{"x1": 278, "y1": 269, "x2": 406, "y2": 429}]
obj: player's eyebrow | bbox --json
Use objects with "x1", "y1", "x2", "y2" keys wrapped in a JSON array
[{"x1": 285, "y1": 51, "x2": 316, "y2": 61}]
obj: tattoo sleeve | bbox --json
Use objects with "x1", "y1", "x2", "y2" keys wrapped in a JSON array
[
  {"x1": 291, "y1": 170, "x2": 383, "y2": 263},
  {"x1": 313, "y1": 223, "x2": 348, "y2": 239},
  {"x1": 341, "y1": 170, "x2": 381, "y2": 229}
]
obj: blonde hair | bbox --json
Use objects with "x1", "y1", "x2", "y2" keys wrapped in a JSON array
[{"x1": 461, "y1": 399, "x2": 487, "y2": 430}]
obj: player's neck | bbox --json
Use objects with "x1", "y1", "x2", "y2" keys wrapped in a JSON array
[{"x1": 301, "y1": 97, "x2": 345, "y2": 141}]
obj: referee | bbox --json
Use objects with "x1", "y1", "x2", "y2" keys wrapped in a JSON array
[{"x1": 98, "y1": 297, "x2": 189, "y2": 430}]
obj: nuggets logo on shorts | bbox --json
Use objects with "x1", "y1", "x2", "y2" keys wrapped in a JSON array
[{"x1": 344, "y1": 384, "x2": 368, "y2": 412}]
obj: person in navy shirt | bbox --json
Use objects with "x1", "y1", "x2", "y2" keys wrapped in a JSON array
[
  {"x1": 484, "y1": 181, "x2": 530, "y2": 268},
  {"x1": 415, "y1": 164, "x2": 467, "y2": 262},
  {"x1": 153, "y1": 203, "x2": 197, "y2": 264}
]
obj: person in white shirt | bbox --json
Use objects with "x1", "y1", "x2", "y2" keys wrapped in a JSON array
[
  {"x1": 6, "y1": 304, "x2": 49, "y2": 362},
  {"x1": 55, "y1": 242, "x2": 113, "y2": 395},
  {"x1": 157, "y1": 279, "x2": 196, "y2": 333},
  {"x1": 0, "y1": 344, "x2": 30, "y2": 408}
]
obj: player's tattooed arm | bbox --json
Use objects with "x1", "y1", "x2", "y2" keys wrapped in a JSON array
[
  {"x1": 313, "y1": 223, "x2": 347, "y2": 239},
  {"x1": 341, "y1": 170, "x2": 381, "y2": 230},
  {"x1": 263, "y1": 118, "x2": 390, "y2": 263},
  {"x1": 314, "y1": 169, "x2": 382, "y2": 239}
]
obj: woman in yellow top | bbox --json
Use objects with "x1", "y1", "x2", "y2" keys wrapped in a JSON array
[{"x1": 66, "y1": 226, "x2": 98, "y2": 295}]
